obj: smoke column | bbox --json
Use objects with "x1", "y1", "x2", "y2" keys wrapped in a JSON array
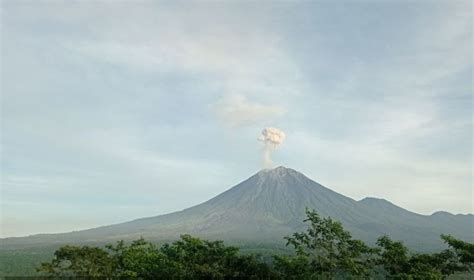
[{"x1": 258, "y1": 127, "x2": 286, "y2": 169}]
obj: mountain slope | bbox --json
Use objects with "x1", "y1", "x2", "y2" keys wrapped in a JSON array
[{"x1": 2, "y1": 167, "x2": 472, "y2": 252}]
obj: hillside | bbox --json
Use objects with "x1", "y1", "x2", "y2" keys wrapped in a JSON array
[{"x1": 1, "y1": 167, "x2": 472, "y2": 252}]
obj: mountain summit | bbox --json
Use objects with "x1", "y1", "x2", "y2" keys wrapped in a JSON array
[{"x1": 2, "y1": 167, "x2": 472, "y2": 251}]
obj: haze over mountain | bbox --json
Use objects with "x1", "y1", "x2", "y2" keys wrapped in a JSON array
[{"x1": 1, "y1": 167, "x2": 472, "y2": 252}]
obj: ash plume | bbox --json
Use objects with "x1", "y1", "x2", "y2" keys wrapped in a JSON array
[{"x1": 258, "y1": 127, "x2": 286, "y2": 169}]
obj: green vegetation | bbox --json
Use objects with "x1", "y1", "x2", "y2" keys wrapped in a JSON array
[
  {"x1": 36, "y1": 235, "x2": 275, "y2": 279},
  {"x1": 274, "y1": 210, "x2": 377, "y2": 279},
  {"x1": 272, "y1": 210, "x2": 473, "y2": 279},
  {"x1": 4, "y1": 209, "x2": 473, "y2": 279}
]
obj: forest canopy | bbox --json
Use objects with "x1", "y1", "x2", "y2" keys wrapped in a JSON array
[{"x1": 37, "y1": 209, "x2": 474, "y2": 279}]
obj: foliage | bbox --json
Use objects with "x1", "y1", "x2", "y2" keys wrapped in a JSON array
[
  {"x1": 274, "y1": 209, "x2": 473, "y2": 279},
  {"x1": 441, "y1": 234, "x2": 474, "y2": 269},
  {"x1": 274, "y1": 209, "x2": 376, "y2": 279},
  {"x1": 33, "y1": 210, "x2": 474, "y2": 279},
  {"x1": 37, "y1": 235, "x2": 275, "y2": 279},
  {"x1": 375, "y1": 234, "x2": 474, "y2": 279},
  {"x1": 37, "y1": 245, "x2": 115, "y2": 277},
  {"x1": 375, "y1": 235, "x2": 411, "y2": 278}
]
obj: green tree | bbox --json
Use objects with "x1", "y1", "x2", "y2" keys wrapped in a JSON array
[
  {"x1": 37, "y1": 245, "x2": 115, "y2": 277},
  {"x1": 36, "y1": 212, "x2": 474, "y2": 279},
  {"x1": 274, "y1": 209, "x2": 376, "y2": 279},
  {"x1": 107, "y1": 238, "x2": 176, "y2": 279},
  {"x1": 160, "y1": 234, "x2": 274, "y2": 279},
  {"x1": 273, "y1": 254, "x2": 312, "y2": 279},
  {"x1": 441, "y1": 234, "x2": 474, "y2": 270},
  {"x1": 38, "y1": 235, "x2": 275, "y2": 279},
  {"x1": 375, "y1": 235, "x2": 410, "y2": 278},
  {"x1": 405, "y1": 253, "x2": 443, "y2": 279},
  {"x1": 375, "y1": 235, "x2": 474, "y2": 279},
  {"x1": 426, "y1": 234, "x2": 474, "y2": 276}
]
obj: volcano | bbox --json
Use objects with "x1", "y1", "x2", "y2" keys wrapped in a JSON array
[{"x1": 2, "y1": 167, "x2": 472, "y2": 251}]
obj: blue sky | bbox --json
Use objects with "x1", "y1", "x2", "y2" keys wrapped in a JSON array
[{"x1": 1, "y1": 0, "x2": 472, "y2": 237}]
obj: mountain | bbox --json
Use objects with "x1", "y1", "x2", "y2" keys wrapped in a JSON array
[{"x1": 1, "y1": 166, "x2": 472, "y2": 252}]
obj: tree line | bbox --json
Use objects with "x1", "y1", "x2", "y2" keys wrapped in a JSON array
[{"x1": 37, "y1": 209, "x2": 473, "y2": 279}]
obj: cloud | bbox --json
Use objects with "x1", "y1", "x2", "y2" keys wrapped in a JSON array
[{"x1": 214, "y1": 95, "x2": 286, "y2": 127}]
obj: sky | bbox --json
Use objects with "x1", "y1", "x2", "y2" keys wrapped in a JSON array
[{"x1": 1, "y1": 0, "x2": 472, "y2": 238}]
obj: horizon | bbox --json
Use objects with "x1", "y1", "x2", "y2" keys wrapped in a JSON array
[
  {"x1": 1, "y1": 0, "x2": 472, "y2": 238},
  {"x1": 1, "y1": 165, "x2": 471, "y2": 239}
]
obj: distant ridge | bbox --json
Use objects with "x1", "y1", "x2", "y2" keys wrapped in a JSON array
[{"x1": 2, "y1": 166, "x2": 472, "y2": 252}]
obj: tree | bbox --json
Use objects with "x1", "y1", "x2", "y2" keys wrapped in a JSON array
[
  {"x1": 429, "y1": 234, "x2": 474, "y2": 276},
  {"x1": 274, "y1": 209, "x2": 376, "y2": 279},
  {"x1": 159, "y1": 234, "x2": 274, "y2": 279},
  {"x1": 273, "y1": 254, "x2": 313, "y2": 280},
  {"x1": 375, "y1": 235, "x2": 410, "y2": 278},
  {"x1": 38, "y1": 235, "x2": 275, "y2": 279},
  {"x1": 36, "y1": 212, "x2": 474, "y2": 279},
  {"x1": 441, "y1": 234, "x2": 474, "y2": 269},
  {"x1": 107, "y1": 238, "x2": 175, "y2": 279},
  {"x1": 37, "y1": 245, "x2": 115, "y2": 277},
  {"x1": 375, "y1": 234, "x2": 474, "y2": 279}
]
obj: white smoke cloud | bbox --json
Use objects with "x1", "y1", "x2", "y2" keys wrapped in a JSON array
[{"x1": 258, "y1": 127, "x2": 286, "y2": 169}]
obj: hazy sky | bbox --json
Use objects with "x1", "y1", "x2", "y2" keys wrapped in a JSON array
[{"x1": 1, "y1": 0, "x2": 472, "y2": 238}]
